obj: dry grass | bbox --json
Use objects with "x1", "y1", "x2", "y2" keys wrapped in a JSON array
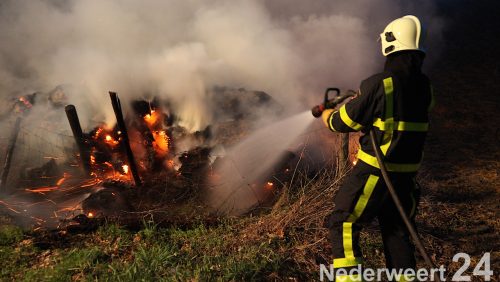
[{"x1": 239, "y1": 167, "x2": 345, "y2": 270}]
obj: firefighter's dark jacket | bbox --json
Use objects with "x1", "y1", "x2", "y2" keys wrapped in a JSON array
[{"x1": 327, "y1": 51, "x2": 434, "y2": 172}]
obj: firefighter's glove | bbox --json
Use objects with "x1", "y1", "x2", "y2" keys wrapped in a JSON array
[{"x1": 321, "y1": 109, "x2": 335, "y2": 128}]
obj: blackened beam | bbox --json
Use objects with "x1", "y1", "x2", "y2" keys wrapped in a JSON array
[
  {"x1": 109, "y1": 92, "x2": 142, "y2": 186},
  {"x1": 65, "y1": 105, "x2": 91, "y2": 175},
  {"x1": 0, "y1": 117, "x2": 22, "y2": 192},
  {"x1": 338, "y1": 133, "x2": 350, "y2": 173}
]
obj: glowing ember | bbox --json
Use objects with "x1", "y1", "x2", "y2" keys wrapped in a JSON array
[
  {"x1": 87, "y1": 212, "x2": 94, "y2": 218},
  {"x1": 19, "y1": 96, "x2": 33, "y2": 108},
  {"x1": 94, "y1": 128, "x2": 104, "y2": 139},
  {"x1": 105, "y1": 134, "x2": 119, "y2": 146},
  {"x1": 0, "y1": 200, "x2": 21, "y2": 214},
  {"x1": 266, "y1": 181, "x2": 274, "y2": 189},
  {"x1": 25, "y1": 186, "x2": 59, "y2": 194},
  {"x1": 166, "y1": 159, "x2": 175, "y2": 169},
  {"x1": 56, "y1": 173, "x2": 70, "y2": 186},
  {"x1": 122, "y1": 165, "x2": 129, "y2": 174}
]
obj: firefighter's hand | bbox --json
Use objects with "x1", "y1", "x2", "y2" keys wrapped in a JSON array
[{"x1": 321, "y1": 109, "x2": 335, "y2": 128}]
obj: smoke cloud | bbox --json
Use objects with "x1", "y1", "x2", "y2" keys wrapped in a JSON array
[
  {"x1": 0, "y1": 0, "x2": 444, "y2": 131},
  {"x1": 0, "y1": 0, "x2": 445, "y2": 219}
]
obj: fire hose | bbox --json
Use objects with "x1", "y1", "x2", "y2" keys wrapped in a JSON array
[{"x1": 312, "y1": 89, "x2": 441, "y2": 281}]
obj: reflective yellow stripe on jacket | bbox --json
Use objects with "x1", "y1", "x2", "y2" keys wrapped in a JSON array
[
  {"x1": 339, "y1": 105, "x2": 363, "y2": 131},
  {"x1": 373, "y1": 118, "x2": 429, "y2": 132},
  {"x1": 379, "y1": 77, "x2": 394, "y2": 155},
  {"x1": 355, "y1": 77, "x2": 427, "y2": 172},
  {"x1": 357, "y1": 149, "x2": 421, "y2": 172}
]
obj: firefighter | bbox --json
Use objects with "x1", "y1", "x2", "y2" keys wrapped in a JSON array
[{"x1": 320, "y1": 15, "x2": 434, "y2": 281}]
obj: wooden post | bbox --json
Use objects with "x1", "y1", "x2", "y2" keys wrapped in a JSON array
[
  {"x1": 338, "y1": 133, "x2": 350, "y2": 173},
  {"x1": 65, "y1": 105, "x2": 92, "y2": 175},
  {"x1": 0, "y1": 117, "x2": 22, "y2": 192},
  {"x1": 109, "y1": 92, "x2": 142, "y2": 186}
]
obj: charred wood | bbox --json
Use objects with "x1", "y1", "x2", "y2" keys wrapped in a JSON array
[
  {"x1": 65, "y1": 105, "x2": 92, "y2": 175},
  {"x1": 0, "y1": 117, "x2": 22, "y2": 192},
  {"x1": 109, "y1": 92, "x2": 142, "y2": 186}
]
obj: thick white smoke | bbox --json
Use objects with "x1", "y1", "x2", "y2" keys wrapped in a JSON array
[
  {"x1": 0, "y1": 0, "x2": 443, "y2": 131},
  {"x1": 0, "y1": 0, "x2": 445, "y2": 219}
]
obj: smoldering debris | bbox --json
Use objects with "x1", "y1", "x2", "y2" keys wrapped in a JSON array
[
  {"x1": 0, "y1": 87, "x2": 295, "y2": 229},
  {"x1": 0, "y1": 0, "x2": 445, "y2": 229}
]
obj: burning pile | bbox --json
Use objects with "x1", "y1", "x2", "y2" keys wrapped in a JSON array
[
  {"x1": 0, "y1": 87, "x2": 295, "y2": 229},
  {"x1": 81, "y1": 95, "x2": 176, "y2": 184}
]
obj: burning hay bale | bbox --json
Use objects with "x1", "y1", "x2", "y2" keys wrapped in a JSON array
[
  {"x1": 130, "y1": 98, "x2": 175, "y2": 172},
  {"x1": 47, "y1": 86, "x2": 68, "y2": 108},
  {"x1": 212, "y1": 87, "x2": 283, "y2": 122},
  {"x1": 0, "y1": 86, "x2": 307, "y2": 231}
]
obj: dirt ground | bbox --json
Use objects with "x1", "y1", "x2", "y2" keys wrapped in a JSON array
[{"x1": 417, "y1": 0, "x2": 500, "y2": 274}]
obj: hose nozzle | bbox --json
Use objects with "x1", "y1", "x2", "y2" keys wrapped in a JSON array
[{"x1": 311, "y1": 104, "x2": 325, "y2": 118}]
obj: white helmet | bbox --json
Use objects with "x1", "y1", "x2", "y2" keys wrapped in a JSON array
[{"x1": 380, "y1": 15, "x2": 426, "y2": 56}]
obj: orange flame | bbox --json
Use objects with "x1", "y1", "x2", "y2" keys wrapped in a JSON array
[
  {"x1": 153, "y1": 130, "x2": 169, "y2": 153},
  {"x1": 144, "y1": 110, "x2": 159, "y2": 127},
  {"x1": 142, "y1": 109, "x2": 170, "y2": 157}
]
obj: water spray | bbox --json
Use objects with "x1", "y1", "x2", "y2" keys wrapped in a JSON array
[{"x1": 210, "y1": 111, "x2": 314, "y2": 214}]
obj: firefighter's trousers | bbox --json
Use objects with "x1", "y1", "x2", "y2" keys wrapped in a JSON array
[{"x1": 327, "y1": 161, "x2": 420, "y2": 280}]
